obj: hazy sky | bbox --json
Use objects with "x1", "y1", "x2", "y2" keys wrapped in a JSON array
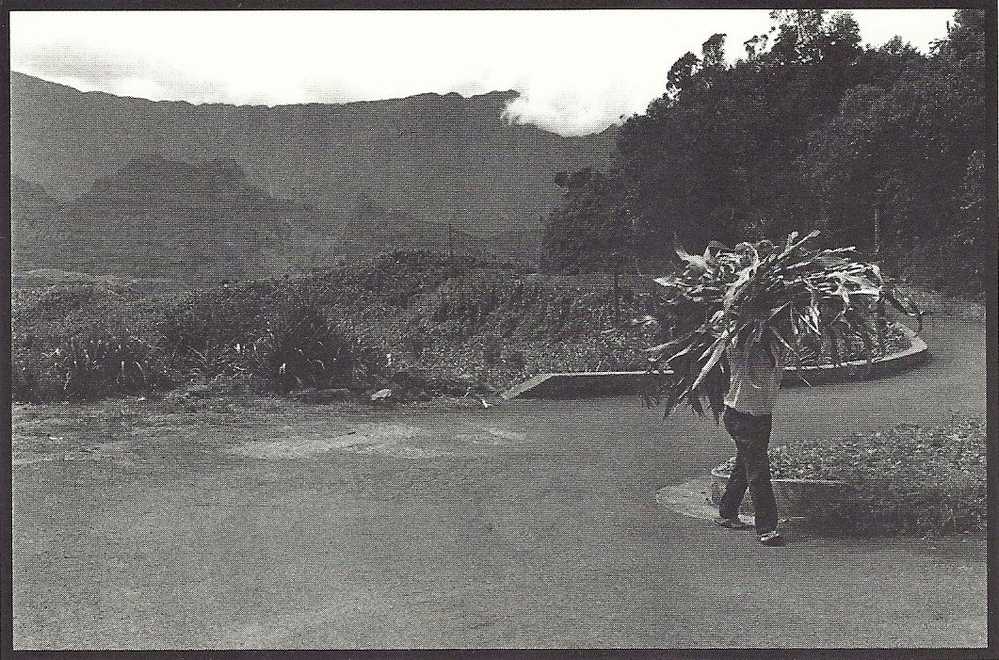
[{"x1": 11, "y1": 9, "x2": 955, "y2": 136}]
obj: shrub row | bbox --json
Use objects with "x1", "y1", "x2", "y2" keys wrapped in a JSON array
[
  {"x1": 11, "y1": 251, "x2": 915, "y2": 403},
  {"x1": 12, "y1": 293, "x2": 388, "y2": 402}
]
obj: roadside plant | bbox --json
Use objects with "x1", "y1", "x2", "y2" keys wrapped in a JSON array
[
  {"x1": 49, "y1": 333, "x2": 160, "y2": 400},
  {"x1": 159, "y1": 284, "x2": 271, "y2": 354},
  {"x1": 641, "y1": 230, "x2": 921, "y2": 420},
  {"x1": 248, "y1": 304, "x2": 384, "y2": 393},
  {"x1": 482, "y1": 336, "x2": 503, "y2": 366},
  {"x1": 505, "y1": 349, "x2": 528, "y2": 371},
  {"x1": 181, "y1": 342, "x2": 247, "y2": 384},
  {"x1": 11, "y1": 349, "x2": 46, "y2": 403}
]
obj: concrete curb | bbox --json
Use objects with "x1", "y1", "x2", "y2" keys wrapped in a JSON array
[
  {"x1": 503, "y1": 322, "x2": 928, "y2": 399},
  {"x1": 655, "y1": 478, "x2": 807, "y2": 530},
  {"x1": 708, "y1": 466, "x2": 854, "y2": 518},
  {"x1": 782, "y1": 322, "x2": 928, "y2": 387},
  {"x1": 655, "y1": 478, "x2": 734, "y2": 523}
]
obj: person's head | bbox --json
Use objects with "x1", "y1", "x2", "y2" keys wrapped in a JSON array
[
  {"x1": 756, "y1": 239, "x2": 776, "y2": 258},
  {"x1": 734, "y1": 242, "x2": 757, "y2": 268}
]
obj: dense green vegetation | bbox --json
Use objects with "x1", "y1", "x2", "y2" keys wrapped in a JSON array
[
  {"x1": 542, "y1": 10, "x2": 991, "y2": 296},
  {"x1": 12, "y1": 251, "x2": 916, "y2": 404},
  {"x1": 11, "y1": 254, "x2": 659, "y2": 402},
  {"x1": 717, "y1": 417, "x2": 986, "y2": 536}
]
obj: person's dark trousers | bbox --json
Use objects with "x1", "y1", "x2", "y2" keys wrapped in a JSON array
[{"x1": 719, "y1": 406, "x2": 778, "y2": 534}]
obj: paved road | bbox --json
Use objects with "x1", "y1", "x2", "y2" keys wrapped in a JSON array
[{"x1": 12, "y1": 318, "x2": 987, "y2": 648}]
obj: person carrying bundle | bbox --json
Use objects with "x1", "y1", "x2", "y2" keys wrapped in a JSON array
[
  {"x1": 643, "y1": 230, "x2": 921, "y2": 549},
  {"x1": 713, "y1": 340, "x2": 788, "y2": 546}
]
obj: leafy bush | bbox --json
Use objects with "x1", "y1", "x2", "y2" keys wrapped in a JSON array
[
  {"x1": 12, "y1": 284, "x2": 121, "y2": 326},
  {"x1": 505, "y1": 349, "x2": 527, "y2": 370},
  {"x1": 173, "y1": 342, "x2": 247, "y2": 386},
  {"x1": 17, "y1": 333, "x2": 171, "y2": 402},
  {"x1": 158, "y1": 281, "x2": 280, "y2": 353},
  {"x1": 11, "y1": 283, "x2": 152, "y2": 352},
  {"x1": 248, "y1": 304, "x2": 385, "y2": 393},
  {"x1": 819, "y1": 476, "x2": 985, "y2": 537},
  {"x1": 482, "y1": 336, "x2": 503, "y2": 366},
  {"x1": 11, "y1": 350, "x2": 47, "y2": 403}
]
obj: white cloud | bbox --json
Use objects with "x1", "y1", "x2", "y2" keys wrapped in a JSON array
[{"x1": 11, "y1": 9, "x2": 954, "y2": 136}]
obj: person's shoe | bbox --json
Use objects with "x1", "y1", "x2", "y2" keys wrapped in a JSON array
[
  {"x1": 714, "y1": 516, "x2": 752, "y2": 530},
  {"x1": 758, "y1": 531, "x2": 785, "y2": 546}
]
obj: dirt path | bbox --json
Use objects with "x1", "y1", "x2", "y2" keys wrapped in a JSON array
[{"x1": 12, "y1": 317, "x2": 987, "y2": 648}]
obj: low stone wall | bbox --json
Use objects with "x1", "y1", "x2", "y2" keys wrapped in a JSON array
[
  {"x1": 503, "y1": 322, "x2": 928, "y2": 400},
  {"x1": 780, "y1": 323, "x2": 928, "y2": 387},
  {"x1": 501, "y1": 371, "x2": 652, "y2": 400}
]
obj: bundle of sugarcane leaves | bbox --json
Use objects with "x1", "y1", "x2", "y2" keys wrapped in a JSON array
[{"x1": 638, "y1": 231, "x2": 921, "y2": 421}]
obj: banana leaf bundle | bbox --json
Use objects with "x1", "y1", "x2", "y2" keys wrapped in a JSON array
[{"x1": 641, "y1": 230, "x2": 921, "y2": 421}]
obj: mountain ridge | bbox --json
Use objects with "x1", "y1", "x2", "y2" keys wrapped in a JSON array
[
  {"x1": 11, "y1": 71, "x2": 526, "y2": 114},
  {"x1": 11, "y1": 71, "x2": 616, "y2": 229},
  {"x1": 11, "y1": 71, "x2": 615, "y2": 281}
]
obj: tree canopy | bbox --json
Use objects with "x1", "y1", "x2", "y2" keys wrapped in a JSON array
[{"x1": 541, "y1": 9, "x2": 992, "y2": 295}]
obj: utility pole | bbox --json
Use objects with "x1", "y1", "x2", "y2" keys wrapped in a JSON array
[
  {"x1": 447, "y1": 213, "x2": 455, "y2": 262},
  {"x1": 613, "y1": 257, "x2": 621, "y2": 327},
  {"x1": 873, "y1": 186, "x2": 882, "y2": 259},
  {"x1": 873, "y1": 206, "x2": 880, "y2": 258},
  {"x1": 627, "y1": 205, "x2": 642, "y2": 277}
]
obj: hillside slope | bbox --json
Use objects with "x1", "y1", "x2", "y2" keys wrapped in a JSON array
[
  {"x1": 13, "y1": 156, "x2": 321, "y2": 284},
  {"x1": 11, "y1": 72, "x2": 617, "y2": 242},
  {"x1": 11, "y1": 156, "x2": 526, "y2": 284}
]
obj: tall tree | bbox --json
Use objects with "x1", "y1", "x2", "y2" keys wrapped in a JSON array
[
  {"x1": 541, "y1": 9, "x2": 991, "y2": 297},
  {"x1": 541, "y1": 168, "x2": 628, "y2": 273}
]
